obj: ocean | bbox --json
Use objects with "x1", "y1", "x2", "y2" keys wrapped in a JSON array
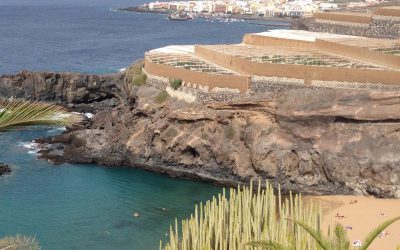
[
  {"x1": 0, "y1": 1, "x2": 272, "y2": 249},
  {"x1": 0, "y1": 0, "x2": 267, "y2": 74}
]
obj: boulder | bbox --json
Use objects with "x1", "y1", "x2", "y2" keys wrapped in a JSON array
[{"x1": 0, "y1": 163, "x2": 11, "y2": 176}]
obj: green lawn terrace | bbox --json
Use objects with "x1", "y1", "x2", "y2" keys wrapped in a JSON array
[{"x1": 144, "y1": 30, "x2": 400, "y2": 95}]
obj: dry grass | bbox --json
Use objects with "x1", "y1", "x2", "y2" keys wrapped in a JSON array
[{"x1": 132, "y1": 73, "x2": 148, "y2": 86}]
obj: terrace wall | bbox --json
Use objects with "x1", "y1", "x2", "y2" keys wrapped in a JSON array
[
  {"x1": 366, "y1": 17, "x2": 400, "y2": 39},
  {"x1": 195, "y1": 45, "x2": 400, "y2": 86},
  {"x1": 313, "y1": 12, "x2": 372, "y2": 24},
  {"x1": 373, "y1": 7, "x2": 400, "y2": 17},
  {"x1": 308, "y1": 22, "x2": 369, "y2": 37},
  {"x1": 144, "y1": 58, "x2": 250, "y2": 93},
  {"x1": 308, "y1": 10, "x2": 400, "y2": 39},
  {"x1": 242, "y1": 34, "x2": 315, "y2": 49},
  {"x1": 315, "y1": 39, "x2": 400, "y2": 70}
]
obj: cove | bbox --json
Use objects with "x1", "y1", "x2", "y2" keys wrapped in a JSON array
[{"x1": 0, "y1": 127, "x2": 220, "y2": 249}]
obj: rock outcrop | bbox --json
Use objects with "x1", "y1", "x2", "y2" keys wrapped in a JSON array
[
  {"x1": 0, "y1": 71, "x2": 126, "y2": 112},
  {"x1": 0, "y1": 163, "x2": 11, "y2": 176},
  {"x1": 2, "y1": 66, "x2": 400, "y2": 198}
]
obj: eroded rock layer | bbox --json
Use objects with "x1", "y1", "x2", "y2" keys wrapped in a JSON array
[{"x1": 2, "y1": 66, "x2": 400, "y2": 198}]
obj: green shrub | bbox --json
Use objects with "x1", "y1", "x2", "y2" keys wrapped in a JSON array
[
  {"x1": 154, "y1": 90, "x2": 170, "y2": 104},
  {"x1": 130, "y1": 63, "x2": 143, "y2": 75},
  {"x1": 132, "y1": 73, "x2": 147, "y2": 86},
  {"x1": 169, "y1": 79, "x2": 182, "y2": 90}
]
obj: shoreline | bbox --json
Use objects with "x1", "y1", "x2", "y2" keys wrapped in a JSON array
[{"x1": 117, "y1": 6, "x2": 293, "y2": 24}]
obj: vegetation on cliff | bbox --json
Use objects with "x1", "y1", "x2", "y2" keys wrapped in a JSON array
[
  {"x1": 154, "y1": 90, "x2": 170, "y2": 103},
  {"x1": 169, "y1": 78, "x2": 182, "y2": 90},
  {"x1": 126, "y1": 61, "x2": 148, "y2": 87}
]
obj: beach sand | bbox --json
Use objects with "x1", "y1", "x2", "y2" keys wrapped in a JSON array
[{"x1": 304, "y1": 195, "x2": 400, "y2": 250}]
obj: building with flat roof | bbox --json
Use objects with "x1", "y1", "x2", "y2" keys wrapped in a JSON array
[{"x1": 144, "y1": 29, "x2": 400, "y2": 98}]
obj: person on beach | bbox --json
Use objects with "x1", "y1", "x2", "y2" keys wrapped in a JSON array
[{"x1": 335, "y1": 212, "x2": 345, "y2": 219}]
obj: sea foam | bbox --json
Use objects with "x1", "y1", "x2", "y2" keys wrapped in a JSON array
[{"x1": 19, "y1": 141, "x2": 39, "y2": 155}]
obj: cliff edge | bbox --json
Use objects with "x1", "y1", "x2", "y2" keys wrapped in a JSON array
[{"x1": 2, "y1": 65, "x2": 400, "y2": 198}]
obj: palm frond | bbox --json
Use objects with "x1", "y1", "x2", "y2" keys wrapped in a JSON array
[
  {"x1": 0, "y1": 234, "x2": 40, "y2": 250},
  {"x1": 360, "y1": 216, "x2": 400, "y2": 250},
  {"x1": 334, "y1": 224, "x2": 349, "y2": 250},
  {"x1": 293, "y1": 220, "x2": 331, "y2": 250},
  {"x1": 246, "y1": 241, "x2": 293, "y2": 250},
  {"x1": 0, "y1": 99, "x2": 81, "y2": 131}
]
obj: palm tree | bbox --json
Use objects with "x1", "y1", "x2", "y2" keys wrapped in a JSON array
[
  {"x1": 0, "y1": 98, "x2": 81, "y2": 131},
  {"x1": 247, "y1": 216, "x2": 400, "y2": 250}
]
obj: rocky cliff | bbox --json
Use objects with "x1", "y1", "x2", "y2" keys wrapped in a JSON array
[
  {"x1": 0, "y1": 70, "x2": 129, "y2": 112},
  {"x1": 2, "y1": 66, "x2": 400, "y2": 198}
]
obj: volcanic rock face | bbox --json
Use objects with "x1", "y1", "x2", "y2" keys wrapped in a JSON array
[
  {"x1": 2, "y1": 66, "x2": 400, "y2": 198},
  {"x1": 0, "y1": 71, "x2": 127, "y2": 112},
  {"x1": 38, "y1": 85, "x2": 400, "y2": 198}
]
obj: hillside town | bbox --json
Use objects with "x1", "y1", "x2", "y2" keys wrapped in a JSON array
[{"x1": 133, "y1": 0, "x2": 386, "y2": 18}]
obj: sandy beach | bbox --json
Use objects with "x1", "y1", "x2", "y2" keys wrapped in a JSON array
[{"x1": 305, "y1": 195, "x2": 400, "y2": 250}]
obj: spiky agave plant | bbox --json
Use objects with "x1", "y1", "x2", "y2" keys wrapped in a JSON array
[
  {"x1": 0, "y1": 98, "x2": 81, "y2": 131},
  {"x1": 248, "y1": 216, "x2": 400, "y2": 250},
  {"x1": 0, "y1": 234, "x2": 40, "y2": 250}
]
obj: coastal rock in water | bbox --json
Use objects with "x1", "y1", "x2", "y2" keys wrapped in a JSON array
[{"x1": 0, "y1": 163, "x2": 11, "y2": 176}]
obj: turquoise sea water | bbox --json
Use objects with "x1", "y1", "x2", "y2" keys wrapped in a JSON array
[
  {"x1": 0, "y1": 127, "x2": 221, "y2": 249},
  {"x1": 0, "y1": 0, "x2": 277, "y2": 249}
]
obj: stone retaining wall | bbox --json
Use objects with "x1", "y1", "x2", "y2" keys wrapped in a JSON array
[
  {"x1": 366, "y1": 17, "x2": 400, "y2": 39},
  {"x1": 146, "y1": 74, "x2": 241, "y2": 102},
  {"x1": 309, "y1": 17, "x2": 400, "y2": 39},
  {"x1": 249, "y1": 76, "x2": 400, "y2": 96},
  {"x1": 146, "y1": 73, "x2": 400, "y2": 103}
]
